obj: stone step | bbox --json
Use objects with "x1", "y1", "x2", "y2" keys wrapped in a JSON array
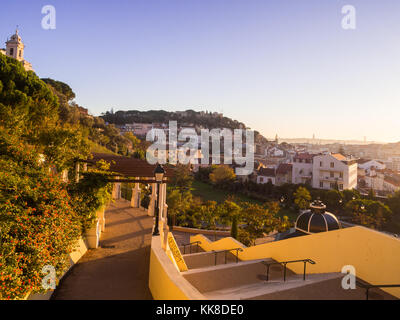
[
  {"x1": 183, "y1": 259, "x2": 295, "y2": 293},
  {"x1": 183, "y1": 251, "x2": 241, "y2": 269},
  {"x1": 249, "y1": 275, "x2": 398, "y2": 300},
  {"x1": 178, "y1": 245, "x2": 204, "y2": 255},
  {"x1": 204, "y1": 273, "x2": 343, "y2": 300}
]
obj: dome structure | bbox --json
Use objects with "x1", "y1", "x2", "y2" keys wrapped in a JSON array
[{"x1": 295, "y1": 200, "x2": 341, "y2": 234}]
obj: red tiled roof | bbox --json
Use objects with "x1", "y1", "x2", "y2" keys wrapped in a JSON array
[
  {"x1": 258, "y1": 167, "x2": 276, "y2": 177},
  {"x1": 384, "y1": 176, "x2": 400, "y2": 188},
  {"x1": 332, "y1": 153, "x2": 347, "y2": 161},
  {"x1": 276, "y1": 163, "x2": 292, "y2": 175},
  {"x1": 88, "y1": 153, "x2": 175, "y2": 178}
]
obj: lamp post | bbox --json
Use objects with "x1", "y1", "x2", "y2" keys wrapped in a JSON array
[{"x1": 153, "y1": 164, "x2": 165, "y2": 236}]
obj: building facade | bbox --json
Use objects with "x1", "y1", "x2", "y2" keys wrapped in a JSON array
[
  {"x1": 312, "y1": 154, "x2": 357, "y2": 190},
  {"x1": 292, "y1": 153, "x2": 314, "y2": 185}
]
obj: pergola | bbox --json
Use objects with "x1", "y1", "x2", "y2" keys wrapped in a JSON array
[{"x1": 76, "y1": 153, "x2": 175, "y2": 232}]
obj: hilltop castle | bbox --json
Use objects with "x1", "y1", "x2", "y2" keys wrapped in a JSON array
[{"x1": 0, "y1": 29, "x2": 33, "y2": 72}]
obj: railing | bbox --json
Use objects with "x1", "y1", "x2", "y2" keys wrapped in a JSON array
[
  {"x1": 356, "y1": 281, "x2": 400, "y2": 300},
  {"x1": 211, "y1": 248, "x2": 244, "y2": 265},
  {"x1": 262, "y1": 259, "x2": 316, "y2": 282},
  {"x1": 180, "y1": 241, "x2": 201, "y2": 254}
]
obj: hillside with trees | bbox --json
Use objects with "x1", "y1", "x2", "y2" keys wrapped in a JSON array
[{"x1": 101, "y1": 109, "x2": 268, "y2": 143}]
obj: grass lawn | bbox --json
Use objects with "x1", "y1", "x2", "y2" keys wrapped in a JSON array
[
  {"x1": 191, "y1": 180, "x2": 298, "y2": 222},
  {"x1": 191, "y1": 180, "x2": 262, "y2": 204}
]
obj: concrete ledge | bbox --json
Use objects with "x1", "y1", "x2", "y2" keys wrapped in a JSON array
[
  {"x1": 172, "y1": 226, "x2": 230, "y2": 236},
  {"x1": 149, "y1": 236, "x2": 204, "y2": 300}
]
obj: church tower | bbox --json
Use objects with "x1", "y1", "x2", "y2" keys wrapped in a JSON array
[
  {"x1": 6, "y1": 28, "x2": 25, "y2": 61},
  {"x1": 2, "y1": 28, "x2": 33, "y2": 71}
]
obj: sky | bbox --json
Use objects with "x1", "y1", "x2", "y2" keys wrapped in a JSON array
[{"x1": 1, "y1": 0, "x2": 400, "y2": 143}]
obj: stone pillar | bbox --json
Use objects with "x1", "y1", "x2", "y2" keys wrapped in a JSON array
[
  {"x1": 112, "y1": 177, "x2": 121, "y2": 200},
  {"x1": 131, "y1": 183, "x2": 141, "y2": 208},
  {"x1": 147, "y1": 183, "x2": 157, "y2": 216},
  {"x1": 61, "y1": 169, "x2": 69, "y2": 183},
  {"x1": 75, "y1": 162, "x2": 80, "y2": 183}
]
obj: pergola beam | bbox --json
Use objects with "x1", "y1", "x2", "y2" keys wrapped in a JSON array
[{"x1": 106, "y1": 179, "x2": 168, "y2": 183}]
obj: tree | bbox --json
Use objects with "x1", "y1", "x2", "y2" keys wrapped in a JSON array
[
  {"x1": 324, "y1": 189, "x2": 343, "y2": 213},
  {"x1": 166, "y1": 189, "x2": 193, "y2": 227},
  {"x1": 170, "y1": 164, "x2": 193, "y2": 191},
  {"x1": 238, "y1": 203, "x2": 290, "y2": 246},
  {"x1": 294, "y1": 186, "x2": 311, "y2": 210},
  {"x1": 199, "y1": 201, "x2": 219, "y2": 240},
  {"x1": 345, "y1": 199, "x2": 392, "y2": 229},
  {"x1": 222, "y1": 200, "x2": 241, "y2": 239},
  {"x1": 123, "y1": 132, "x2": 141, "y2": 150},
  {"x1": 209, "y1": 165, "x2": 236, "y2": 185}
]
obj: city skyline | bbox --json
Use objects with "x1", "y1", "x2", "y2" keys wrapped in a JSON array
[{"x1": 1, "y1": 0, "x2": 400, "y2": 143}]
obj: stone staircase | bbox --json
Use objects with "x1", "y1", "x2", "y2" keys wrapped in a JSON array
[
  {"x1": 182, "y1": 250, "x2": 241, "y2": 269},
  {"x1": 180, "y1": 256, "x2": 396, "y2": 300}
]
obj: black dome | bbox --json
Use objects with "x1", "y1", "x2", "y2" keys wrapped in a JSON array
[{"x1": 295, "y1": 200, "x2": 341, "y2": 234}]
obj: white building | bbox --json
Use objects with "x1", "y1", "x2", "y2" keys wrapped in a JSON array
[
  {"x1": 292, "y1": 153, "x2": 314, "y2": 185},
  {"x1": 1, "y1": 29, "x2": 33, "y2": 71},
  {"x1": 357, "y1": 159, "x2": 386, "y2": 173},
  {"x1": 257, "y1": 167, "x2": 276, "y2": 185},
  {"x1": 312, "y1": 154, "x2": 357, "y2": 191}
]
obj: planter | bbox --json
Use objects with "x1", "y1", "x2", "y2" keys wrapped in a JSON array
[{"x1": 85, "y1": 219, "x2": 100, "y2": 248}]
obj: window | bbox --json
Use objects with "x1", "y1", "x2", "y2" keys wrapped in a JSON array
[
  {"x1": 339, "y1": 172, "x2": 343, "y2": 178},
  {"x1": 339, "y1": 184, "x2": 343, "y2": 190},
  {"x1": 9, "y1": 48, "x2": 14, "y2": 56},
  {"x1": 330, "y1": 162, "x2": 334, "y2": 168},
  {"x1": 330, "y1": 172, "x2": 334, "y2": 178},
  {"x1": 320, "y1": 161, "x2": 323, "y2": 167},
  {"x1": 320, "y1": 181, "x2": 324, "y2": 188},
  {"x1": 330, "y1": 183, "x2": 335, "y2": 189},
  {"x1": 19, "y1": 50, "x2": 22, "y2": 58}
]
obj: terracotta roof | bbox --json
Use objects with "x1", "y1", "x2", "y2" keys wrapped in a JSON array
[
  {"x1": 332, "y1": 153, "x2": 346, "y2": 161},
  {"x1": 88, "y1": 153, "x2": 175, "y2": 178},
  {"x1": 258, "y1": 167, "x2": 276, "y2": 177},
  {"x1": 276, "y1": 163, "x2": 292, "y2": 175},
  {"x1": 384, "y1": 176, "x2": 400, "y2": 188}
]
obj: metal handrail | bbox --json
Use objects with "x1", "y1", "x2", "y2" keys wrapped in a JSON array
[
  {"x1": 180, "y1": 241, "x2": 201, "y2": 254},
  {"x1": 262, "y1": 259, "x2": 316, "y2": 282},
  {"x1": 356, "y1": 281, "x2": 400, "y2": 300},
  {"x1": 211, "y1": 248, "x2": 244, "y2": 265}
]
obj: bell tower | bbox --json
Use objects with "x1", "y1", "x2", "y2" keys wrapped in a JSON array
[{"x1": 6, "y1": 28, "x2": 25, "y2": 61}]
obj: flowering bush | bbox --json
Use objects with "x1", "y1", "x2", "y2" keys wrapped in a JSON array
[{"x1": 0, "y1": 131, "x2": 81, "y2": 299}]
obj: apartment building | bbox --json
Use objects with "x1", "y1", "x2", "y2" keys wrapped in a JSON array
[
  {"x1": 312, "y1": 154, "x2": 357, "y2": 190},
  {"x1": 292, "y1": 153, "x2": 314, "y2": 185}
]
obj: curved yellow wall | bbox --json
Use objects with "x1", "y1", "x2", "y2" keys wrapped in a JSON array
[{"x1": 149, "y1": 236, "x2": 204, "y2": 300}]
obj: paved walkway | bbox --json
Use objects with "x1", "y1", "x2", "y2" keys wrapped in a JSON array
[{"x1": 52, "y1": 200, "x2": 154, "y2": 300}]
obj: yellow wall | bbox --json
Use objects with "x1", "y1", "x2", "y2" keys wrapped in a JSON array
[
  {"x1": 191, "y1": 227, "x2": 400, "y2": 298},
  {"x1": 191, "y1": 234, "x2": 246, "y2": 252},
  {"x1": 149, "y1": 236, "x2": 204, "y2": 300}
]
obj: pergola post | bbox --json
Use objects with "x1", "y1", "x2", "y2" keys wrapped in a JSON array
[
  {"x1": 75, "y1": 162, "x2": 80, "y2": 183},
  {"x1": 131, "y1": 183, "x2": 141, "y2": 208},
  {"x1": 147, "y1": 183, "x2": 157, "y2": 216},
  {"x1": 112, "y1": 176, "x2": 121, "y2": 200}
]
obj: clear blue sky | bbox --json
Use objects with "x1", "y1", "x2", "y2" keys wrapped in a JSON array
[{"x1": 1, "y1": 0, "x2": 400, "y2": 142}]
